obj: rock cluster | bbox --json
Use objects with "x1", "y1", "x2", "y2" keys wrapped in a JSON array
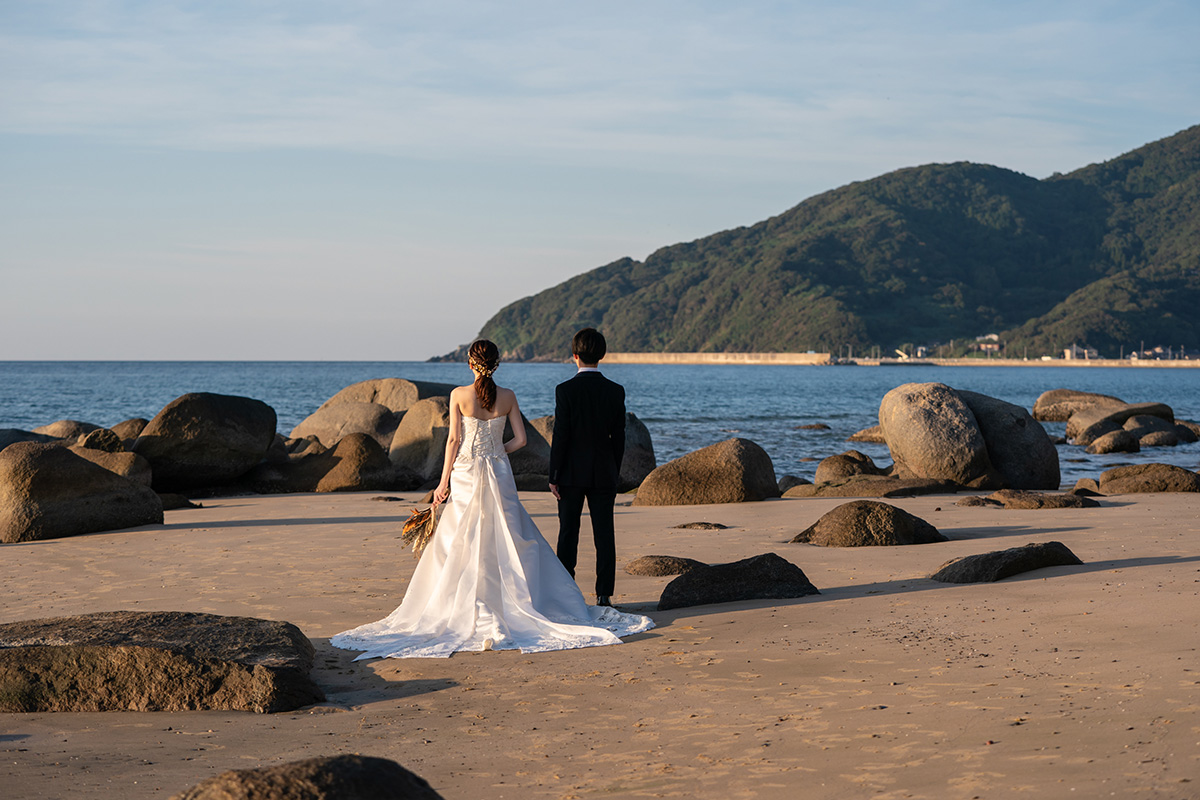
[
  {"x1": 879, "y1": 383, "x2": 1059, "y2": 490},
  {"x1": 1036, "y1": 388, "x2": 1199, "y2": 453}
]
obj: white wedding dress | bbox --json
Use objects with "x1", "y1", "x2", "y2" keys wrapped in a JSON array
[{"x1": 332, "y1": 415, "x2": 655, "y2": 659}]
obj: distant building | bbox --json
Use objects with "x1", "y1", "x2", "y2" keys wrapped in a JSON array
[{"x1": 1064, "y1": 344, "x2": 1098, "y2": 360}]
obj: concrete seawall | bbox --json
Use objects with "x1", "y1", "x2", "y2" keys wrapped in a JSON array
[{"x1": 605, "y1": 352, "x2": 833, "y2": 365}]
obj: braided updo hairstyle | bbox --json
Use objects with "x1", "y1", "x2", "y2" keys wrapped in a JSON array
[{"x1": 467, "y1": 339, "x2": 500, "y2": 411}]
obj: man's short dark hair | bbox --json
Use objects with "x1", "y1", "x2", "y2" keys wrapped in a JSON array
[{"x1": 572, "y1": 328, "x2": 607, "y2": 364}]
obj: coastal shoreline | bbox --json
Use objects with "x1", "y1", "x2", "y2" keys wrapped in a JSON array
[{"x1": 606, "y1": 352, "x2": 1200, "y2": 368}]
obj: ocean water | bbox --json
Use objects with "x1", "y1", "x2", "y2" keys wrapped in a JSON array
[{"x1": 2, "y1": 361, "x2": 1198, "y2": 488}]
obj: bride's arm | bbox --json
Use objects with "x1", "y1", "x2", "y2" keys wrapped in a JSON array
[
  {"x1": 504, "y1": 393, "x2": 527, "y2": 454},
  {"x1": 433, "y1": 390, "x2": 464, "y2": 505}
]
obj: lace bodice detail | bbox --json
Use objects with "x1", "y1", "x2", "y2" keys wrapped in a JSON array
[{"x1": 460, "y1": 415, "x2": 507, "y2": 460}]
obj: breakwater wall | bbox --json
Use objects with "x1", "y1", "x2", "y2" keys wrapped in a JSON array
[{"x1": 605, "y1": 352, "x2": 833, "y2": 365}]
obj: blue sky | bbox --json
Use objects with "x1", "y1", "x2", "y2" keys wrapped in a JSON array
[{"x1": 2, "y1": 1, "x2": 1197, "y2": 360}]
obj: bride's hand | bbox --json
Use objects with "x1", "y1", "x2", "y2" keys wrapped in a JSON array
[{"x1": 433, "y1": 484, "x2": 450, "y2": 505}]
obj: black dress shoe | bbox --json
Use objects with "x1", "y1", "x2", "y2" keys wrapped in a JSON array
[{"x1": 596, "y1": 596, "x2": 612, "y2": 607}]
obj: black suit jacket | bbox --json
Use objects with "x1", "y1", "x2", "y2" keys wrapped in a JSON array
[{"x1": 548, "y1": 371, "x2": 626, "y2": 490}]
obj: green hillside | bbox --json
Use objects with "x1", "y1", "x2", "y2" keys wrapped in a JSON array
[{"x1": 461, "y1": 125, "x2": 1200, "y2": 360}]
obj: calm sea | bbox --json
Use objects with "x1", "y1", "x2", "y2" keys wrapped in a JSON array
[{"x1": 2, "y1": 361, "x2": 1198, "y2": 488}]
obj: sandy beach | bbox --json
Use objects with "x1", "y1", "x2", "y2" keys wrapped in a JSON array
[{"x1": 2, "y1": 489, "x2": 1198, "y2": 798}]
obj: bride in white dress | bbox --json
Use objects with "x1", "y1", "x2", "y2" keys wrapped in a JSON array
[{"x1": 332, "y1": 340, "x2": 654, "y2": 659}]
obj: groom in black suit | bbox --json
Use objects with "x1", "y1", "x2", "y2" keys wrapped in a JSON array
[{"x1": 549, "y1": 328, "x2": 626, "y2": 607}]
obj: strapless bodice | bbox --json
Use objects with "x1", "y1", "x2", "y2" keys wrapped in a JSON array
[{"x1": 460, "y1": 415, "x2": 507, "y2": 460}]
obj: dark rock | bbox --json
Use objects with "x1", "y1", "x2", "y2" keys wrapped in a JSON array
[
  {"x1": 657, "y1": 553, "x2": 819, "y2": 610},
  {"x1": 879, "y1": 382, "x2": 1001, "y2": 488},
  {"x1": 617, "y1": 412, "x2": 656, "y2": 492},
  {"x1": 930, "y1": 541, "x2": 1083, "y2": 583},
  {"x1": 172, "y1": 754, "x2": 444, "y2": 800},
  {"x1": 369, "y1": 495, "x2": 403, "y2": 502},
  {"x1": 0, "y1": 443, "x2": 163, "y2": 543},
  {"x1": 783, "y1": 475, "x2": 960, "y2": 498},
  {"x1": 1174, "y1": 423, "x2": 1199, "y2": 444},
  {"x1": 1123, "y1": 414, "x2": 1177, "y2": 437},
  {"x1": 109, "y1": 417, "x2": 149, "y2": 444},
  {"x1": 778, "y1": 474, "x2": 811, "y2": 493},
  {"x1": 790, "y1": 500, "x2": 946, "y2": 547},
  {"x1": 1085, "y1": 429, "x2": 1140, "y2": 454},
  {"x1": 67, "y1": 446, "x2": 153, "y2": 487},
  {"x1": 0, "y1": 429, "x2": 61, "y2": 452},
  {"x1": 847, "y1": 424, "x2": 886, "y2": 443},
  {"x1": 529, "y1": 415, "x2": 555, "y2": 445},
  {"x1": 505, "y1": 414, "x2": 552, "y2": 477},
  {"x1": 794, "y1": 423, "x2": 830, "y2": 430},
  {"x1": 671, "y1": 522, "x2": 730, "y2": 530},
  {"x1": 1070, "y1": 478, "x2": 1102, "y2": 495},
  {"x1": 1032, "y1": 389, "x2": 1124, "y2": 422},
  {"x1": 1071, "y1": 419, "x2": 1123, "y2": 447},
  {"x1": 32, "y1": 420, "x2": 101, "y2": 440},
  {"x1": 957, "y1": 390, "x2": 1060, "y2": 489},
  {"x1": 633, "y1": 438, "x2": 780, "y2": 506},
  {"x1": 0, "y1": 611, "x2": 323, "y2": 713},
  {"x1": 133, "y1": 393, "x2": 277, "y2": 492},
  {"x1": 625, "y1": 555, "x2": 707, "y2": 576},
  {"x1": 1139, "y1": 430, "x2": 1179, "y2": 448},
  {"x1": 290, "y1": 402, "x2": 401, "y2": 450},
  {"x1": 513, "y1": 473, "x2": 549, "y2": 492},
  {"x1": 78, "y1": 428, "x2": 123, "y2": 452},
  {"x1": 814, "y1": 450, "x2": 885, "y2": 484},
  {"x1": 159, "y1": 493, "x2": 201, "y2": 510},
  {"x1": 955, "y1": 489, "x2": 1099, "y2": 509},
  {"x1": 1099, "y1": 463, "x2": 1200, "y2": 494}
]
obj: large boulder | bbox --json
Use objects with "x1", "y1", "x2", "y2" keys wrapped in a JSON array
[
  {"x1": 290, "y1": 401, "x2": 400, "y2": 450},
  {"x1": 505, "y1": 414, "x2": 551, "y2": 477},
  {"x1": 783, "y1": 475, "x2": 959, "y2": 498},
  {"x1": 78, "y1": 428, "x2": 124, "y2": 453},
  {"x1": 814, "y1": 450, "x2": 885, "y2": 484},
  {"x1": 317, "y1": 378, "x2": 457, "y2": 415},
  {"x1": 633, "y1": 438, "x2": 779, "y2": 506},
  {"x1": 1067, "y1": 402, "x2": 1175, "y2": 444},
  {"x1": 790, "y1": 500, "x2": 946, "y2": 547},
  {"x1": 387, "y1": 397, "x2": 451, "y2": 481},
  {"x1": 247, "y1": 433, "x2": 416, "y2": 494},
  {"x1": 657, "y1": 553, "x2": 819, "y2": 610},
  {"x1": 0, "y1": 611, "x2": 323, "y2": 713},
  {"x1": 0, "y1": 443, "x2": 163, "y2": 543},
  {"x1": 1140, "y1": 430, "x2": 1179, "y2": 448},
  {"x1": 957, "y1": 390, "x2": 1060, "y2": 489},
  {"x1": 930, "y1": 541, "x2": 1083, "y2": 583},
  {"x1": 618, "y1": 412, "x2": 657, "y2": 492},
  {"x1": 1032, "y1": 389, "x2": 1124, "y2": 422},
  {"x1": 172, "y1": 754, "x2": 444, "y2": 800},
  {"x1": 133, "y1": 393, "x2": 277, "y2": 491},
  {"x1": 1099, "y1": 464, "x2": 1200, "y2": 494},
  {"x1": 31, "y1": 419, "x2": 101, "y2": 440},
  {"x1": 878, "y1": 383, "x2": 1001, "y2": 489}
]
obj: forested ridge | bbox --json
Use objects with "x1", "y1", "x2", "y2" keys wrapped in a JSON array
[{"x1": 454, "y1": 125, "x2": 1200, "y2": 360}]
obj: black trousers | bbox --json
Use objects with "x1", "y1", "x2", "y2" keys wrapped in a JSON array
[{"x1": 555, "y1": 486, "x2": 616, "y2": 597}]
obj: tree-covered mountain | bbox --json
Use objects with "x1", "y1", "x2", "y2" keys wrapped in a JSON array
[{"x1": 458, "y1": 125, "x2": 1200, "y2": 360}]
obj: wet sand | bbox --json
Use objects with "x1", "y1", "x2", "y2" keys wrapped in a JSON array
[{"x1": 2, "y1": 490, "x2": 1198, "y2": 798}]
